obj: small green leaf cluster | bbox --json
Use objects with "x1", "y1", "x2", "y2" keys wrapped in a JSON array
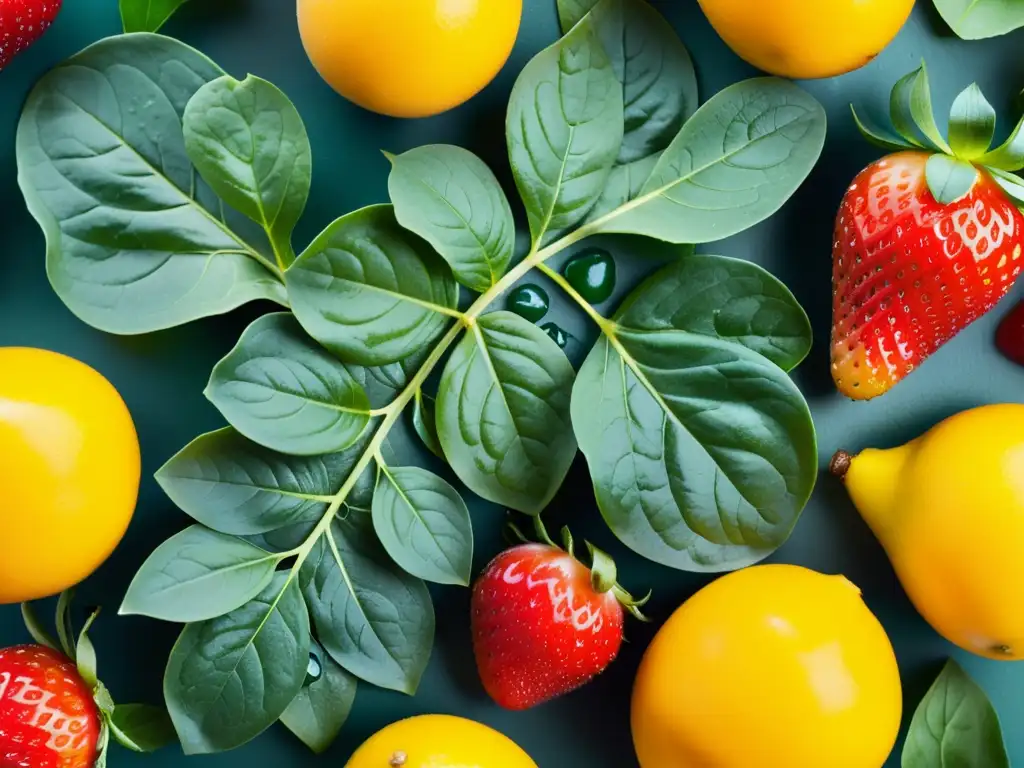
[{"x1": 17, "y1": 0, "x2": 825, "y2": 754}]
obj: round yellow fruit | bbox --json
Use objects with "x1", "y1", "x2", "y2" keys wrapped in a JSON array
[
  {"x1": 697, "y1": 0, "x2": 915, "y2": 79},
  {"x1": 632, "y1": 565, "x2": 901, "y2": 768},
  {"x1": 345, "y1": 715, "x2": 537, "y2": 768},
  {"x1": 297, "y1": 0, "x2": 523, "y2": 118},
  {"x1": 836, "y1": 403, "x2": 1024, "y2": 660},
  {"x1": 0, "y1": 348, "x2": 140, "y2": 603}
]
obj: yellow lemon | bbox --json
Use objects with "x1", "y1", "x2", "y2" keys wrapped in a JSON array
[
  {"x1": 297, "y1": 0, "x2": 523, "y2": 118},
  {"x1": 345, "y1": 715, "x2": 537, "y2": 768},
  {"x1": 697, "y1": 0, "x2": 915, "y2": 79},
  {"x1": 833, "y1": 403, "x2": 1024, "y2": 660},
  {"x1": 0, "y1": 348, "x2": 140, "y2": 603},
  {"x1": 632, "y1": 564, "x2": 901, "y2": 768}
]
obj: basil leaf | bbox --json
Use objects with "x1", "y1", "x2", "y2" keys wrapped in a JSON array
[
  {"x1": 437, "y1": 311, "x2": 577, "y2": 515},
  {"x1": 207, "y1": 313, "x2": 371, "y2": 456},
  {"x1": 948, "y1": 84, "x2": 997, "y2": 160},
  {"x1": 925, "y1": 154, "x2": 979, "y2": 205},
  {"x1": 280, "y1": 639, "x2": 356, "y2": 754},
  {"x1": 372, "y1": 465, "x2": 473, "y2": 586},
  {"x1": 506, "y1": 13, "x2": 624, "y2": 247},
  {"x1": 411, "y1": 390, "x2": 444, "y2": 459},
  {"x1": 388, "y1": 145, "x2": 514, "y2": 292},
  {"x1": 300, "y1": 515, "x2": 434, "y2": 694},
  {"x1": 850, "y1": 105, "x2": 916, "y2": 153},
  {"x1": 592, "y1": 78, "x2": 826, "y2": 244},
  {"x1": 121, "y1": 525, "x2": 282, "y2": 622},
  {"x1": 164, "y1": 573, "x2": 311, "y2": 754},
  {"x1": 184, "y1": 75, "x2": 311, "y2": 269},
  {"x1": 120, "y1": 0, "x2": 190, "y2": 32},
  {"x1": 108, "y1": 704, "x2": 176, "y2": 753},
  {"x1": 932, "y1": 0, "x2": 1024, "y2": 40},
  {"x1": 902, "y1": 659, "x2": 1009, "y2": 768},
  {"x1": 889, "y1": 63, "x2": 952, "y2": 154},
  {"x1": 287, "y1": 204, "x2": 459, "y2": 366},
  {"x1": 16, "y1": 34, "x2": 286, "y2": 334}
]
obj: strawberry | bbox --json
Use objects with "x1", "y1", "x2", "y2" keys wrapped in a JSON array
[
  {"x1": 471, "y1": 527, "x2": 647, "y2": 710},
  {"x1": 996, "y1": 300, "x2": 1024, "y2": 366},
  {"x1": 833, "y1": 64, "x2": 1024, "y2": 399},
  {"x1": 0, "y1": 0, "x2": 62, "y2": 71}
]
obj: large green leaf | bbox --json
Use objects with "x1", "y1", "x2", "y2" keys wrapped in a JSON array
[
  {"x1": 164, "y1": 574, "x2": 310, "y2": 754},
  {"x1": 108, "y1": 704, "x2": 176, "y2": 753},
  {"x1": 436, "y1": 311, "x2": 577, "y2": 515},
  {"x1": 506, "y1": 14, "x2": 623, "y2": 247},
  {"x1": 903, "y1": 659, "x2": 1008, "y2": 768},
  {"x1": 286, "y1": 205, "x2": 459, "y2": 366},
  {"x1": 591, "y1": 78, "x2": 826, "y2": 244},
  {"x1": 932, "y1": 0, "x2": 1024, "y2": 39},
  {"x1": 557, "y1": 0, "x2": 598, "y2": 28},
  {"x1": 120, "y1": 0, "x2": 190, "y2": 32},
  {"x1": 280, "y1": 639, "x2": 357, "y2": 754},
  {"x1": 300, "y1": 515, "x2": 434, "y2": 694},
  {"x1": 206, "y1": 313, "x2": 371, "y2": 456},
  {"x1": 120, "y1": 526, "x2": 282, "y2": 623},
  {"x1": 184, "y1": 75, "x2": 311, "y2": 269},
  {"x1": 388, "y1": 145, "x2": 514, "y2": 293},
  {"x1": 16, "y1": 34, "x2": 285, "y2": 334}
]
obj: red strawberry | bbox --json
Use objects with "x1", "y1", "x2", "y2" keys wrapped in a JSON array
[
  {"x1": 0, "y1": 0, "x2": 62, "y2": 71},
  {"x1": 996, "y1": 301, "x2": 1024, "y2": 366},
  {"x1": 471, "y1": 538, "x2": 646, "y2": 710},
  {"x1": 0, "y1": 645, "x2": 100, "y2": 768}
]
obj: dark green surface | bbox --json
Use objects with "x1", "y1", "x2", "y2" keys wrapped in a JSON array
[{"x1": 1, "y1": 1, "x2": 1023, "y2": 765}]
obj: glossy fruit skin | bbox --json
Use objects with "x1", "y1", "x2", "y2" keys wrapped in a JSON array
[
  {"x1": 0, "y1": 348, "x2": 140, "y2": 603},
  {"x1": 506, "y1": 284, "x2": 550, "y2": 323},
  {"x1": 697, "y1": 0, "x2": 913, "y2": 79},
  {"x1": 841, "y1": 404, "x2": 1024, "y2": 660},
  {"x1": 832, "y1": 151, "x2": 1024, "y2": 399},
  {"x1": 471, "y1": 544, "x2": 624, "y2": 710},
  {"x1": 539, "y1": 322, "x2": 569, "y2": 349},
  {"x1": 995, "y1": 300, "x2": 1024, "y2": 366},
  {"x1": 297, "y1": 0, "x2": 522, "y2": 118},
  {"x1": 632, "y1": 564, "x2": 901, "y2": 768},
  {"x1": 563, "y1": 248, "x2": 616, "y2": 304},
  {"x1": 0, "y1": 0, "x2": 62, "y2": 71},
  {"x1": 344, "y1": 714, "x2": 537, "y2": 768},
  {"x1": 0, "y1": 645, "x2": 100, "y2": 768}
]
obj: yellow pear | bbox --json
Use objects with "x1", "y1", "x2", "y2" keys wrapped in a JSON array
[{"x1": 831, "y1": 403, "x2": 1024, "y2": 660}]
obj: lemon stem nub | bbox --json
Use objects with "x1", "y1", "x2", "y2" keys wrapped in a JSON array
[
  {"x1": 830, "y1": 450, "x2": 854, "y2": 480},
  {"x1": 390, "y1": 751, "x2": 408, "y2": 767}
]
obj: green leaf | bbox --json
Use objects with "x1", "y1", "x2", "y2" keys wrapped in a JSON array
[
  {"x1": 345, "y1": 349, "x2": 428, "y2": 410},
  {"x1": 120, "y1": 525, "x2": 282, "y2": 622},
  {"x1": 616, "y1": 254, "x2": 813, "y2": 371},
  {"x1": 932, "y1": 0, "x2": 1024, "y2": 39},
  {"x1": 76, "y1": 615, "x2": 99, "y2": 689},
  {"x1": 279, "y1": 639, "x2": 357, "y2": 754},
  {"x1": 591, "y1": 78, "x2": 826, "y2": 243},
  {"x1": 388, "y1": 145, "x2": 514, "y2": 292},
  {"x1": 120, "y1": 0, "x2": 190, "y2": 32},
  {"x1": 287, "y1": 205, "x2": 459, "y2": 366},
  {"x1": 925, "y1": 154, "x2": 979, "y2": 204},
  {"x1": 506, "y1": 13, "x2": 624, "y2": 246},
  {"x1": 948, "y1": 84, "x2": 997, "y2": 159},
  {"x1": 436, "y1": 311, "x2": 577, "y2": 515},
  {"x1": 184, "y1": 75, "x2": 311, "y2": 269},
  {"x1": 977, "y1": 114, "x2": 1024, "y2": 172},
  {"x1": 55, "y1": 589, "x2": 76, "y2": 660},
  {"x1": 902, "y1": 659, "x2": 1009, "y2": 768},
  {"x1": 108, "y1": 704, "x2": 177, "y2": 752},
  {"x1": 557, "y1": 0, "x2": 598, "y2": 29},
  {"x1": 156, "y1": 427, "x2": 373, "y2": 536},
  {"x1": 300, "y1": 515, "x2": 434, "y2": 694},
  {"x1": 16, "y1": 34, "x2": 286, "y2": 335},
  {"x1": 988, "y1": 166, "x2": 1024, "y2": 205},
  {"x1": 20, "y1": 602, "x2": 58, "y2": 650},
  {"x1": 372, "y1": 465, "x2": 473, "y2": 586},
  {"x1": 206, "y1": 313, "x2": 372, "y2": 456},
  {"x1": 889, "y1": 63, "x2": 952, "y2": 154},
  {"x1": 412, "y1": 390, "x2": 444, "y2": 459},
  {"x1": 164, "y1": 573, "x2": 310, "y2": 754},
  {"x1": 850, "y1": 105, "x2": 916, "y2": 153}
]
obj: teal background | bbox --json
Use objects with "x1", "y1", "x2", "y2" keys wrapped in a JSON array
[{"x1": 2, "y1": 0, "x2": 1024, "y2": 765}]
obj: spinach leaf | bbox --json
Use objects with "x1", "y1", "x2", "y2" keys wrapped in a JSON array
[
  {"x1": 120, "y1": 0, "x2": 190, "y2": 33},
  {"x1": 372, "y1": 465, "x2": 473, "y2": 586},
  {"x1": 280, "y1": 639, "x2": 357, "y2": 754},
  {"x1": 903, "y1": 659, "x2": 1009, "y2": 768},
  {"x1": 120, "y1": 525, "x2": 282, "y2": 623},
  {"x1": 207, "y1": 313, "x2": 372, "y2": 456},
  {"x1": 108, "y1": 704, "x2": 177, "y2": 753},
  {"x1": 164, "y1": 573, "x2": 310, "y2": 754},
  {"x1": 932, "y1": 0, "x2": 1024, "y2": 39},
  {"x1": 388, "y1": 145, "x2": 514, "y2": 293},
  {"x1": 592, "y1": 78, "x2": 826, "y2": 243},
  {"x1": 184, "y1": 75, "x2": 311, "y2": 269},
  {"x1": 287, "y1": 205, "x2": 460, "y2": 365},
  {"x1": 506, "y1": 13, "x2": 623, "y2": 247},
  {"x1": 16, "y1": 34, "x2": 285, "y2": 334},
  {"x1": 300, "y1": 514, "x2": 434, "y2": 694},
  {"x1": 436, "y1": 311, "x2": 577, "y2": 515}
]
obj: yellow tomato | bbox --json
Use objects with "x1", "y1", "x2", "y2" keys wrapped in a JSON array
[
  {"x1": 632, "y1": 565, "x2": 901, "y2": 768},
  {"x1": 345, "y1": 715, "x2": 538, "y2": 768},
  {"x1": 697, "y1": 0, "x2": 915, "y2": 79},
  {"x1": 0, "y1": 348, "x2": 140, "y2": 603},
  {"x1": 297, "y1": 0, "x2": 522, "y2": 118}
]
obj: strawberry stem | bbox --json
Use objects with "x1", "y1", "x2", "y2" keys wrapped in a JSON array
[
  {"x1": 585, "y1": 542, "x2": 617, "y2": 594},
  {"x1": 560, "y1": 526, "x2": 576, "y2": 558}
]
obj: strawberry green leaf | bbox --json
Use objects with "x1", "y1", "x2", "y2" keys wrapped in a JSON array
[
  {"x1": 925, "y1": 154, "x2": 979, "y2": 204},
  {"x1": 889, "y1": 63, "x2": 952, "y2": 154},
  {"x1": 55, "y1": 590, "x2": 76, "y2": 660},
  {"x1": 76, "y1": 609, "x2": 101, "y2": 689},
  {"x1": 851, "y1": 105, "x2": 916, "y2": 153},
  {"x1": 987, "y1": 167, "x2": 1024, "y2": 206},
  {"x1": 932, "y1": 0, "x2": 1024, "y2": 40},
  {"x1": 978, "y1": 113, "x2": 1024, "y2": 172},
  {"x1": 949, "y1": 84, "x2": 997, "y2": 159},
  {"x1": 19, "y1": 602, "x2": 58, "y2": 651},
  {"x1": 109, "y1": 704, "x2": 176, "y2": 752}
]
